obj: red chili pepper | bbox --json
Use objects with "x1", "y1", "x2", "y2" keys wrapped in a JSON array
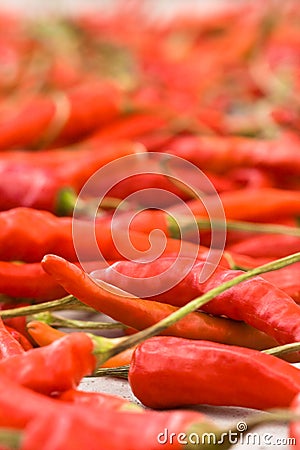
[
  {"x1": 18, "y1": 406, "x2": 219, "y2": 450},
  {"x1": 178, "y1": 188, "x2": 300, "y2": 222},
  {"x1": 52, "y1": 255, "x2": 300, "y2": 346},
  {"x1": 261, "y1": 263, "x2": 300, "y2": 303},
  {"x1": 164, "y1": 134, "x2": 300, "y2": 176},
  {"x1": 228, "y1": 234, "x2": 300, "y2": 258},
  {"x1": 0, "y1": 207, "x2": 206, "y2": 263},
  {"x1": 0, "y1": 332, "x2": 96, "y2": 395},
  {"x1": 27, "y1": 321, "x2": 137, "y2": 367},
  {"x1": 0, "y1": 261, "x2": 66, "y2": 301},
  {"x1": 289, "y1": 392, "x2": 300, "y2": 449},
  {"x1": 0, "y1": 317, "x2": 24, "y2": 359},
  {"x1": 128, "y1": 336, "x2": 300, "y2": 410},
  {"x1": 41, "y1": 255, "x2": 279, "y2": 350},
  {"x1": 57, "y1": 388, "x2": 141, "y2": 412},
  {"x1": 0, "y1": 374, "x2": 60, "y2": 429},
  {"x1": 86, "y1": 111, "x2": 170, "y2": 146},
  {"x1": 4, "y1": 325, "x2": 33, "y2": 351},
  {"x1": 0, "y1": 81, "x2": 122, "y2": 150},
  {"x1": 0, "y1": 141, "x2": 138, "y2": 211}
]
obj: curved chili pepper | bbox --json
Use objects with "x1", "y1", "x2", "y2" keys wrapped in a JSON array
[
  {"x1": 41, "y1": 255, "x2": 279, "y2": 350},
  {"x1": 27, "y1": 321, "x2": 136, "y2": 367},
  {"x1": 128, "y1": 336, "x2": 300, "y2": 410},
  {"x1": 27, "y1": 321, "x2": 66, "y2": 346},
  {"x1": 0, "y1": 333, "x2": 96, "y2": 395},
  {"x1": 0, "y1": 318, "x2": 24, "y2": 359},
  {"x1": 59, "y1": 255, "x2": 300, "y2": 346}
]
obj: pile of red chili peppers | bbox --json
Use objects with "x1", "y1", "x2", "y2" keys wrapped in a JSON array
[{"x1": 1, "y1": 1, "x2": 300, "y2": 448}]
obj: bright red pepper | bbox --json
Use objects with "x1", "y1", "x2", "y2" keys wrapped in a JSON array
[
  {"x1": 128, "y1": 336, "x2": 300, "y2": 410},
  {"x1": 0, "y1": 317, "x2": 24, "y2": 359},
  {"x1": 0, "y1": 333, "x2": 96, "y2": 395}
]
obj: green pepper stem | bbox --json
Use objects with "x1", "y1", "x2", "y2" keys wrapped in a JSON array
[
  {"x1": 0, "y1": 429, "x2": 21, "y2": 449},
  {"x1": 32, "y1": 311, "x2": 126, "y2": 330},
  {"x1": 168, "y1": 215, "x2": 300, "y2": 238},
  {"x1": 0, "y1": 296, "x2": 94, "y2": 319},
  {"x1": 105, "y1": 252, "x2": 300, "y2": 360},
  {"x1": 93, "y1": 365, "x2": 130, "y2": 378},
  {"x1": 263, "y1": 342, "x2": 300, "y2": 357}
]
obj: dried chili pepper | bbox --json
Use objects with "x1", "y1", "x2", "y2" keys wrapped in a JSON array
[{"x1": 128, "y1": 336, "x2": 300, "y2": 410}]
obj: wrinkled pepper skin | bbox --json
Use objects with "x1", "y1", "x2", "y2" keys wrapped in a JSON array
[{"x1": 129, "y1": 337, "x2": 300, "y2": 410}]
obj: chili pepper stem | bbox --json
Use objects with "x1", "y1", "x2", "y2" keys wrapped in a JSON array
[
  {"x1": 93, "y1": 365, "x2": 130, "y2": 378},
  {"x1": 167, "y1": 215, "x2": 300, "y2": 239},
  {"x1": 0, "y1": 296, "x2": 95, "y2": 319},
  {"x1": 99, "y1": 252, "x2": 300, "y2": 362},
  {"x1": 0, "y1": 429, "x2": 21, "y2": 449},
  {"x1": 32, "y1": 311, "x2": 126, "y2": 330},
  {"x1": 263, "y1": 342, "x2": 300, "y2": 357}
]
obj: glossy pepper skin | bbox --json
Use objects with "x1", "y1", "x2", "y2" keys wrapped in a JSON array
[
  {"x1": 129, "y1": 336, "x2": 300, "y2": 410},
  {"x1": 0, "y1": 81, "x2": 122, "y2": 150},
  {"x1": 19, "y1": 407, "x2": 218, "y2": 450},
  {"x1": 0, "y1": 141, "x2": 137, "y2": 212},
  {"x1": 0, "y1": 261, "x2": 66, "y2": 301},
  {"x1": 0, "y1": 207, "x2": 206, "y2": 263},
  {"x1": 0, "y1": 333, "x2": 96, "y2": 395},
  {"x1": 57, "y1": 389, "x2": 141, "y2": 412},
  {"x1": 0, "y1": 318, "x2": 24, "y2": 359},
  {"x1": 76, "y1": 256, "x2": 300, "y2": 346},
  {"x1": 228, "y1": 234, "x2": 300, "y2": 258},
  {"x1": 41, "y1": 255, "x2": 278, "y2": 350}
]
